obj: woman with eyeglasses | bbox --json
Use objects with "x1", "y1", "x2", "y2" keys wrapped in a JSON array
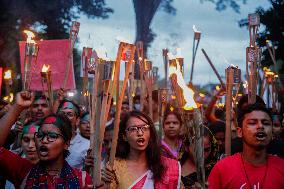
[
  {"x1": 0, "y1": 91, "x2": 93, "y2": 188},
  {"x1": 100, "y1": 111, "x2": 181, "y2": 189},
  {"x1": 180, "y1": 127, "x2": 217, "y2": 188},
  {"x1": 161, "y1": 108, "x2": 183, "y2": 160}
]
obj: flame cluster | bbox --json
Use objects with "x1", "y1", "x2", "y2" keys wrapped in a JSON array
[
  {"x1": 41, "y1": 64, "x2": 50, "y2": 72},
  {"x1": 23, "y1": 30, "x2": 36, "y2": 44},
  {"x1": 169, "y1": 63, "x2": 197, "y2": 110},
  {"x1": 4, "y1": 70, "x2": 12, "y2": 80}
]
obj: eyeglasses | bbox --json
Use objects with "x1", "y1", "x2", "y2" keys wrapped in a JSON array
[
  {"x1": 34, "y1": 131, "x2": 64, "y2": 142},
  {"x1": 125, "y1": 124, "x2": 150, "y2": 134}
]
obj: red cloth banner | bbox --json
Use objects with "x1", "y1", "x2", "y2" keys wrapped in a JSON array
[
  {"x1": 0, "y1": 67, "x2": 2, "y2": 97},
  {"x1": 19, "y1": 39, "x2": 76, "y2": 91}
]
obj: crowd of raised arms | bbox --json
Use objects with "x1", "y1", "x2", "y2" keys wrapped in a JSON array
[{"x1": 0, "y1": 88, "x2": 283, "y2": 189}]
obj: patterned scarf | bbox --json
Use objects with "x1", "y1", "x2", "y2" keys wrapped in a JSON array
[{"x1": 24, "y1": 160, "x2": 81, "y2": 189}]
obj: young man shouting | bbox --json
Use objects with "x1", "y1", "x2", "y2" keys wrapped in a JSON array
[{"x1": 209, "y1": 103, "x2": 284, "y2": 189}]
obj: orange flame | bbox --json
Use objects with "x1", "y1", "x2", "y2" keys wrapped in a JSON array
[
  {"x1": 4, "y1": 70, "x2": 12, "y2": 80},
  {"x1": 41, "y1": 64, "x2": 50, "y2": 72},
  {"x1": 23, "y1": 30, "x2": 36, "y2": 44},
  {"x1": 263, "y1": 68, "x2": 275, "y2": 78},
  {"x1": 169, "y1": 63, "x2": 197, "y2": 110}
]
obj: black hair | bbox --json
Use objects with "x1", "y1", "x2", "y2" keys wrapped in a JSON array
[
  {"x1": 58, "y1": 99, "x2": 80, "y2": 117},
  {"x1": 80, "y1": 111, "x2": 90, "y2": 120},
  {"x1": 236, "y1": 94, "x2": 265, "y2": 115},
  {"x1": 180, "y1": 126, "x2": 217, "y2": 166},
  {"x1": 163, "y1": 107, "x2": 183, "y2": 126},
  {"x1": 40, "y1": 113, "x2": 72, "y2": 158},
  {"x1": 116, "y1": 111, "x2": 165, "y2": 181},
  {"x1": 34, "y1": 91, "x2": 50, "y2": 102},
  {"x1": 237, "y1": 103, "x2": 272, "y2": 128},
  {"x1": 208, "y1": 121, "x2": 225, "y2": 135}
]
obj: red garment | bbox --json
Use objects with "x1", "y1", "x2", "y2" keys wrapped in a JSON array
[
  {"x1": 131, "y1": 174, "x2": 147, "y2": 189},
  {"x1": 0, "y1": 147, "x2": 92, "y2": 189},
  {"x1": 154, "y1": 156, "x2": 180, "y2": 189},
  {"x1": 208, "y1": 153, "x2": 284, "y2": 189}
]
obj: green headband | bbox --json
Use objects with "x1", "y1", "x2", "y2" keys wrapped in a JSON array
[
  {"x1": 60, "y1": 101, "x2": 79, "y2": 116},
  {"x1": 23, "y1": 123, "x2": 40, "y2": 135}
]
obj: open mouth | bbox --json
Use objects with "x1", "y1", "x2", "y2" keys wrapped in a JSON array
[
  {"x1": 39, "y1": 146, "x2": 49, "y2": 157},
  {"x1": 136, "y1": 138, "x2": 145, "y2": 146},
  {"x1": 255, "y1": 132, "x2": 267, "y2": 141},
  {"x1": 36, "y1": 112, "x2": 44, "y2": 118}
]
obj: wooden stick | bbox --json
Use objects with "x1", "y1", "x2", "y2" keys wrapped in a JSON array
[
  {"x1": 225, "y1": 67, "x2": 234, "y2": 156},
  {"x1": 89, "y1": 67, "x2": 100, "y2": 153},
  {"x1": 129, "y1": 62, "x2": 135, "y2": 111},
  {"x1": 62, "y1": 21, "x2": 80, "y2": 89},
  {"x1": 193, "y1": 108, "x2": 205, "y2": 188},
  {"x1": 246, "y1": 47, "x2": 257, "y2": 104},
  {"x1": 136, "y1": 41, "x2": 144, "y2": 111},
  {"x1": 109, "y1": 43, "x2": 136, "y2": 168},
  {"x1": 162, "y1": 49, "x2": 169, "y2": 88},
  {"x1": 92, "y1": 63, "x2": 104, "y2": 185},
  {"x1": 201, "y1": 49, "x2": 226, "y2": 89}
]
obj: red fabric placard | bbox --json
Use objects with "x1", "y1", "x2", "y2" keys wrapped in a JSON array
[{"x1": 19, "y1": 39, "x2": 76, "y2": 90}]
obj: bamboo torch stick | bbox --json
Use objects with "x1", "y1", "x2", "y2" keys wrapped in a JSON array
[
  {"x1": 247, "y1": 13, "x2": 260, "y2": 104},
  {"x1": 225, "y1": 66, "x2": 241, "y2": 156},
  {"x1": 3, "y1": 69, "x2": 12, "y2": 99},
  {"x1": 93, "y1": 63, "x2": 104, "y2": 185},
  {"x1": 136, "y1": 41, "x2": 144, "y2": 111},
  {"x1": 62, "y1": 21, "x2": 80, "y2": 89},
  {"x1": 163, "y1": 49, "x2": 169, "y2": 88},
  {"x1": 190, "y1": 25, "x2": 201, "y2": 84},
  {"x1": 144, "y1": 59, "x2": 153, "y2": 119},
  {"x1": 158, "y1": 88, "x2": 168, "y2": 138},
  {"x1": 23, "y1": 30, "x2": 39, "y2": 91},
  {"x1": 40, "y1": 64, "x2": 53, "y2": 108},
  {"x1": 109, "y1": 43, "x2": 136, "y2": 168},
  {"x1": 82, "y1": 47, "x2": 93, "y2": 109},
  {"x1": 129, "y1": 61, "x2": 135, "y2": 111},
  {"x1": 201, "y1": 49, "x2": 226, "y2": 89}
]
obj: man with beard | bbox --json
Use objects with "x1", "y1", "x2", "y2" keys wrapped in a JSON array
[{"x1": 208, "y1": 103, "x2": 284, "y2": 189}]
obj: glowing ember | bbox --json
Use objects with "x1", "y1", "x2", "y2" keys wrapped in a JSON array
[
  {"x1": 4, "y1": 70, "x2": 12, "y2": 80},
  {"x1": 41, "y1": 64, "x2": 50, "y2": 72},
  {"x1": 23, "y1": 30, "x2": 36, "y2": 44},
  {"x1": 169, "y1": 63, "x2": 197, "y2": 110},
  {"x1": 216, "y1": 85, "x2": 221, "y2": 91}
]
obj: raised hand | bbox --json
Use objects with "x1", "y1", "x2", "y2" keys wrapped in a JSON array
[{"x1": 16, "y1": 91, "x2": 34, "y2": 109}]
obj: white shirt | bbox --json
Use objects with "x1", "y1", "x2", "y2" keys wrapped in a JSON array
[{"x1": 66, "y1": 133, "x2": 90, "y2": 169}]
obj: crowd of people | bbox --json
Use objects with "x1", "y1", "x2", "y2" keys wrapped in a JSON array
[{"x1": 0, "y1": 87, "x2": 283, "y2": 189}]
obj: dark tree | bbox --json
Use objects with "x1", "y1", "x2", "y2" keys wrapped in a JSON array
[
  {"x1": 0, "y1": 0, "x2": 113, "y2": 91},
  {"x1": 256, "y1": 0, "x2": 284, "y2": 84},
  {"x1": 133, "y1": 0, "x2": 246, "y2": 56}
]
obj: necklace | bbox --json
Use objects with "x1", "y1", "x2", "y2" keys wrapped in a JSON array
[{"x1": 240, "y1": 153, "x2": 268, "y2": 189}]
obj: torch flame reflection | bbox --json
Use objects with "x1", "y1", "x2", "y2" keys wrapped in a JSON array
[
  {"x1": 169, "y1": 63, "x2": 197, "y2": 110},
  {"x1": 4, "y1": 70, "x2": 12, "y2": 80},
  {"x1": 41, "y1": 64, "x2": 50, "y2": 72},
  {"x1": 23, "y1": 30, "x2": 36, "y2": 44}
]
